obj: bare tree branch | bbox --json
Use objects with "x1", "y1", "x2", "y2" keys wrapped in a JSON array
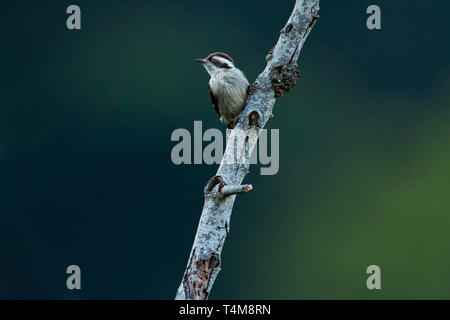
[{"x1": 175, "y1": 0, "x2": 320, "y2": 300}]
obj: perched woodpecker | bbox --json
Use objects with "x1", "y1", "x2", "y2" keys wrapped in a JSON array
[{"x1": 195, "y1": 52, "x2": 249, "y2": 128}]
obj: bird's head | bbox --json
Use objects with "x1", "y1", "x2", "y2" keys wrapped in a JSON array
[{"x1": 195, "y1": 52, "x2": 235, "y2": 76}]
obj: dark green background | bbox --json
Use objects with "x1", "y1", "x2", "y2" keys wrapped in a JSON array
[{"x1": 1, "y1": 0, "x2": 449, "y2": 299}]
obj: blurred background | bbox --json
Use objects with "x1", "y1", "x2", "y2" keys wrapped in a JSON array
[{"x1": 1, "y1": 0, "x2": 450, "y2": 299}]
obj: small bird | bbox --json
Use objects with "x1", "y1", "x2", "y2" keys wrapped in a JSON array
[{"x1": 195, "y1": 52, "x2": 249, "y2": 129}]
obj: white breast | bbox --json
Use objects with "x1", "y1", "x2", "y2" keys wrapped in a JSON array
[{"x1": 209, "y1": 68, "x2": 249, "y2": 125}]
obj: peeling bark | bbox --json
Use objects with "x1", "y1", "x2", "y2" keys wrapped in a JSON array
[{"x1": 175, "y1": 0, "x2": 320, "y2": 300}]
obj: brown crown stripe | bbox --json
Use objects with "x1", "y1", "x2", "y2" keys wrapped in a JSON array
[{"x1": 205, "y1": 52, "x2": 234, "y2": 64}]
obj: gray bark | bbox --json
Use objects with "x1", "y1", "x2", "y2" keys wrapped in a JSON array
[{"x1": 175, "y1": 0, "x2": 320, "y2": 300}]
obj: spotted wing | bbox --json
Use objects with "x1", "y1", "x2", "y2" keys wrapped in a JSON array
[{"x1": 208, "y1": 84, "x2": 220, "y2": 117}]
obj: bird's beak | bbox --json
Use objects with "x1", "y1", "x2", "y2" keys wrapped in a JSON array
[{"x1": 194, "y1": 58, "x2": 206, "y2": 64}]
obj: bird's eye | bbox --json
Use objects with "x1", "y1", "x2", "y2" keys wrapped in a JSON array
[{"x1": 210, "y1": 57, "x2": 231, "y2": 69}]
